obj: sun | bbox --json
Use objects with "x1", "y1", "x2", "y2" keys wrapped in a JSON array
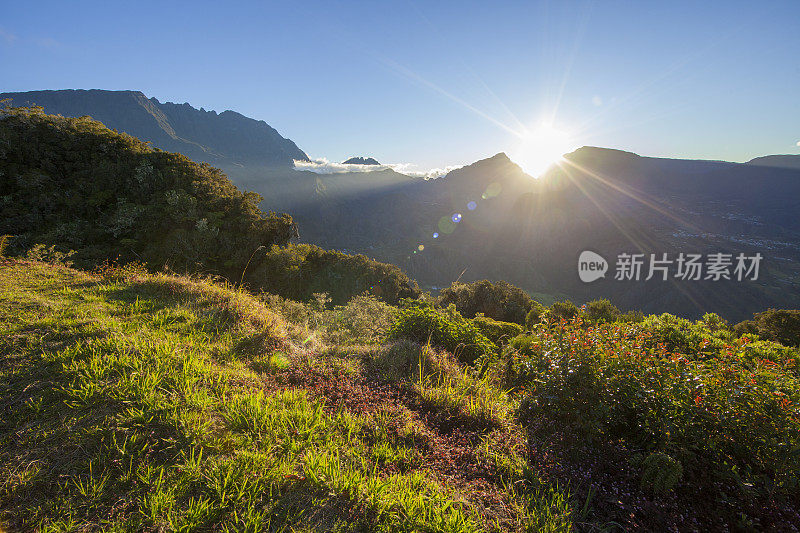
[{"x1": 513, "y1": 122, "x2": 573, "y2": 178}]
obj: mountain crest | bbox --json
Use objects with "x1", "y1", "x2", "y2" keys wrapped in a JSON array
[
  {"x1": 0, "y1": 89, "x2": 309, "y2": 168},
  {"x1": 343, "y1": 156, "x2": 381, "y2": 165}
]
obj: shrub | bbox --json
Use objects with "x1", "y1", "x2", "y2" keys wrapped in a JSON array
[
  {"x1": 248, "y1": 243, "x2": 419, "y2": 306},
  {"x1": 512, "y1": 317, "x2": 800, "y2": 505},
  {"x1": 1, "y1": 105, "x2": 295, "y2": 278},
  {"x1": 640, "y1": 452, "x2": 683, "y2": 494},
  {"x1": 386, "y1": 303, "x2": 497, "y2": 364},
  {"x1": 640, "y1": 312, "x2": 735, "y2": 356},
  {"x1": 0, "y1": 234, "x2": 10, "y2": 258},
  {"x1": 437, "y1": 279, "x2": 535, "y2": 325},
  {"x1": 548, "y1": 300, "x2": 579, "y2": 321},
  {"x1": 325, "y1": 293, "x2": 395, "y2": 344},
  {"x1": 736, "y1": 309, "x2": 800, "y2": 347},
  {"x1": 583, "y1": 299, "x2": 621, "y2": 324},
  {"x1": 524, "y1": 302, "x2": 547, "y2": 329},
  {"x1": 24, "y1": 243, "x2": 75, "y2": 266},
  {"x1": 472, "y1": 314, "x2": 523, "y2": 346}
]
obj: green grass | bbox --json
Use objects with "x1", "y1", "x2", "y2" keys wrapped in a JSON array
[{"x1": 0, "y1": 261, "x2": 570, "y2": 532}]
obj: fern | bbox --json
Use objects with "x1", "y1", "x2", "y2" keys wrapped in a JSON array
[
  {"x1": 640, "y1": 452, "x2": 683, "y2": 493},
  {"x1": 0, "y1": 235, "x2": 11, "y2": 258}
]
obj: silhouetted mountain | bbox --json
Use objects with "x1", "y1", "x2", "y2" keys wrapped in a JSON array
[
  {"x1": 274, "y1": 147, "x2": 800, "y2": 321},
  {"x1": 343, "y1": 156, "x2": 380, "y2": 165},
  {"x1": 747, "y1": 154, "x2": 800, "y2": 170},
  {"x1": 0, "y1": 89, "x2": 309, "y2": 169}
]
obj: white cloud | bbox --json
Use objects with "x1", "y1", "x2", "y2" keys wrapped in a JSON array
[
  {"x1": 294, "y1": 158, "x2": 460, "y2": 179},
  {"x1": 388, "y1": 162, "x2": 462, "y2": 179}
]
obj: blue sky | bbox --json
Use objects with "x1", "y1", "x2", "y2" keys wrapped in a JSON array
[{"x1": 2, "y1": 0, "x2": 798, "y2": 172}]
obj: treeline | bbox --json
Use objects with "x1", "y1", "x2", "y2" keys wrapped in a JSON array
[{"x1": 438, "y1": 279, "x2": 800, "y2": 348}]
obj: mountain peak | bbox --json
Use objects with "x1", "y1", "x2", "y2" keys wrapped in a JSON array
[
  {"x1": 343, "y1": 156, "x2": 380, "y2": 165},
  {"x1": 0, "y1": 89, "x2": 309, "y2": 168},
  {"x1": 565, "y1": 146, "x2": 641, "y2": 160}
]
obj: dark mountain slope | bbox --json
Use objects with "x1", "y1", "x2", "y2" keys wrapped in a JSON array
[
  {"x1": 747, "y1": 154, "x2": 800, "y2": 170},
  {"x1": 0, "y1": 89, "x2": 309, "y2": 169}
]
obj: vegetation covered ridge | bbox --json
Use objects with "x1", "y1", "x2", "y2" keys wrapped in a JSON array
[
  {"x1": 0, "y1": 105, "x2": 420, "y2": 306},
  {"x1": 2, "y1": 259, "x2": 800, "y2": 531}
]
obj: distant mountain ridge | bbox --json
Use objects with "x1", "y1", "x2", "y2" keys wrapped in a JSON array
[
  {"x1": 747, "y1": 154, "x2": 800, "y2": 170},
  {"x1": 343, "y1": 156, "x2": 380, "y2": 165},
  {"x1": 285, "y1": 146, "x2": 800, "y2": 320},
  {"x1": 0, "y1": 89, "x2": 309, "y2": 168}
]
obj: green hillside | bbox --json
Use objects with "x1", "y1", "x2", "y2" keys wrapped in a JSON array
[
  {"x1": 1, "y1": 105, "x2": 799, "y2": 531},
  {"x1": 0, "y1": 105, "x2": 419, "y2": 305},
  {"x1": 2, "y1": 260, "x2": 799, "y2": 531}
]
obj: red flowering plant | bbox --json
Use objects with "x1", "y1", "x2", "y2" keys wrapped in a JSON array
[{"x1": 508, "y1": 313, "x2": 800, "y2": 502}]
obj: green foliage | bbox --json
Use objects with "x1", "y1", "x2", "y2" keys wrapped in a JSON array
[
  {"x1": 438, "y1": 279, "x2": 535, "y2": 325},
  {"x1": 583, "y1": 299, "x2": 621, "y2": 324},
  {"x1": 736, "y1": 309, "x2": 800, "y2": 347},
  {"x1": 547, "y1": 300, "x2": 579, "y2": 321},
  {"x1": 472, "y1": 314, "x2": 523, "y2": 346},
  {"x1": 326, "y1": 292, "x2": 395, "y2": 343},
  {"x1": 24, "y1": 243, "x2": 75, "y2": 266},
  {"x1": 0, "y1": 234, "x2": 10, "y2": 258},
  {"x1": 525, "y1": 302, "x2": 548, "y2": 329},
  {"x1": 640, "y1": 452, "x2": 683, "y2": 494},
  {"x1": 0, "y1": 105, "x2": 295, "y2": 278},
  {"x1": 249, "y1": 243, "x2": 420, "y2": 306},
  {"x1": 511, "y1": 315, "x2": 800, "y2": 505},
  {"x1": 641, "y1": 312, "x2": 735, "y2": 355},
  {"x1": 387, "y1": 302, "x2": 498, "y2": 364}
]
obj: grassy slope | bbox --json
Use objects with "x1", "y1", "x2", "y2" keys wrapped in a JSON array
[{"x1": 0, "y1": 261, "x2": 570, "y2": 532}]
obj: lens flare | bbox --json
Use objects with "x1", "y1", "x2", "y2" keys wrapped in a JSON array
[
  {"x1": 451, "y1": 213, "x2": 462, "y2": 223},
  {"x1": 438, "y1": 216, "x2": 457, "y2": 234},
  {"x1": 432, "y1": 232, "x2": 439, "y2": 238},
  {"x1": 484, "y1": 182, "x2": 502, "y2": 198},
  {"x1": 513, "y1": 122, "x2": 574, "y2": 178},
  {"x1": 467, "y1": 201, "x2": 477, "y2": 210}
]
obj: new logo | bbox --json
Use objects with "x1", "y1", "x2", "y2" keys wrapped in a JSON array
[{"x1": 578, "y1": 251, "x2": 608, "y2": 283}]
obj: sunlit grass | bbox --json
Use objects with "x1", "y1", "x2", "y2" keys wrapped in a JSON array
[{"x1": 2, "y1": 261, "x2": 573, "y2": 532}]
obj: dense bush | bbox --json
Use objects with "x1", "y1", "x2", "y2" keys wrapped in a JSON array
[
  {"x1": 250, "y1": 243, "x2": 419, "y2": 306},
  {"x1": 0, "y1": 105, "x2": 295, "y2": 276},
  {"x1": 263, "y1": 291, "x2": 395, "y2": 345},
  {"x1": 472, "y1": 314, "x2": 523, "y2": 346},
  {"x1": 437, "y1": 279, "x2": 535, "y2": 325},
  {"x1": 736, "y1": 309, "x2": 800, "y2": 347},
  {"x1": 524, "y1": 302, "x2": 548, "y2": 329},
  {"x1": 387, "y1": 302, "x2": 497, "y2": 364},
  {"x1": 640, "y1": 312, "x2": 734, "y2": 355},
  {"x1": 509, "y1": 315, "x2": 800, "y2": 506},
  {"x1": 547, "y1": 300, "x2": 579, "y2": 321},
  {"x1": 583, "y1": 298, "x2": 621, "y2": 324}
]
